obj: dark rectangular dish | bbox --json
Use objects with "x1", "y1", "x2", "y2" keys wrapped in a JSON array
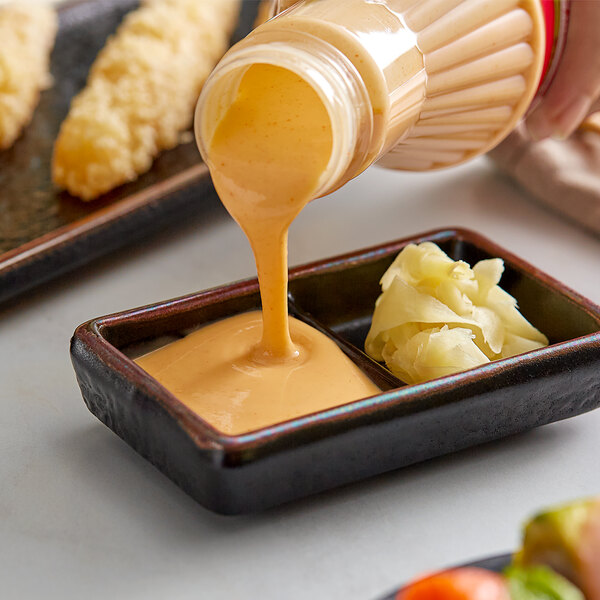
[
  {"x1": 70, "y1": 228, "x2": 600, "y2": 514},
  {"x1": 0, "y1": 0, "x2": 257, "y2": 305}
]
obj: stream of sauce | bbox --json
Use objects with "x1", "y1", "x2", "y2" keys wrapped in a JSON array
[
  {"x1": 209, "y1": 64, "x2": 332, "y2": 360},
  {"x1": 136, "y1": 64, "x2": 379, "y2": 435}
]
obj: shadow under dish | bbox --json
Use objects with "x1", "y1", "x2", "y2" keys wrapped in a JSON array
[{"x1": 70, "y1": 228, "x2": 600, "y2": 514}]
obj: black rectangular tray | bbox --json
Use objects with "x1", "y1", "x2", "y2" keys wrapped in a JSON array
[
  {"x1": 70, "y1": 228, "x2": 600, "y2": 514},
  {"x1": 0, "y1": 0, "x2": 257, "y2": 305}
]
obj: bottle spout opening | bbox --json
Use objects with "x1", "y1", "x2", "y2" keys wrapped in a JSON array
[{"x1": 195, "y1": 32, "x2": 373, "y2": 198}]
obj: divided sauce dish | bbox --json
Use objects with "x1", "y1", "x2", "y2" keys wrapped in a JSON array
[{"x1": 70, "y1": 228, "x2": 600, "y2": 514}]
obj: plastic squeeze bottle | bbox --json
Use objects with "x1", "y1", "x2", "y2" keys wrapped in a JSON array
[{"x1": 196, "y1": 0, "x2": 568, "y2": 195}]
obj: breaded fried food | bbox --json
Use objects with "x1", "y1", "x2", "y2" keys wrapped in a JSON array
[
  {"x1": 0, "y1": 3, "x2": 57, "y2": 150},
  {"x1": 53, "y1": 0, "x2": 240, "y2": 200}
]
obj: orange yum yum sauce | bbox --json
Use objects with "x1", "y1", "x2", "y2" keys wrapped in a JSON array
[{"x1": 136, "y1": 64, "x2": 379, "y2": 435}]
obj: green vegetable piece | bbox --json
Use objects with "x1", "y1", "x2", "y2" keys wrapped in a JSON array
[
  {"x1": 515, "y1": 499, "x2": 596, "y2": 582},
  {"x1": 505, "y1": 565, "x2": 585, "y2": 600}
]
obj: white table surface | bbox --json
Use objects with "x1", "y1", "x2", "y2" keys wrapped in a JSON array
[
  {"x1": 2, "y1": 155, "x2": 599, "y2": 600},
  {"x1": 3, "y1": 0, "x2": 600, "y2": 598}
]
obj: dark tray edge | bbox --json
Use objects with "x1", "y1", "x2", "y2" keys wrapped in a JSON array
[{"x1": 0, "y1": 164, "x2": 211, "y2": 304}]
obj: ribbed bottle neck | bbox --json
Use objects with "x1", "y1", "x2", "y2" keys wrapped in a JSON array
[{"x1": 195, "y1": 30, "x2": 373, "y2": 197}]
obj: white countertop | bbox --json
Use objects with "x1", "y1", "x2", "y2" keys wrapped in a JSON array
[
  {"x1": 3, "y1": 0, "x2": 600, "y2": 597},
  {"x1": 2, "y1": 155, "x2": 599, "y2": 599}
]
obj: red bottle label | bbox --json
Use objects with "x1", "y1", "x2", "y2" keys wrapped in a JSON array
[
  {"x1": 540, "y1": 0, "x2": 556, "y2": 80},
  {"x1": 537, "y1": 0, "x2": 569, "y2": 96}
]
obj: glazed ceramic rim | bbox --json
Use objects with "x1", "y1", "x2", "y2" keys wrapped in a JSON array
[{"x1": 76, "y1": 227, "x2": 600, "y2": 457}]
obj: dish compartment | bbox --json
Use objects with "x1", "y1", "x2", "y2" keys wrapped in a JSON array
[
  {"x1": 288, "y1": 230, "x2": 598, "y2": 354},
  {"x1": 70, "y1": 228, "x2": 600, "y2": 514},
  {"x1": 108, "y1": 283, "x2": 397, "y2": 393}
]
